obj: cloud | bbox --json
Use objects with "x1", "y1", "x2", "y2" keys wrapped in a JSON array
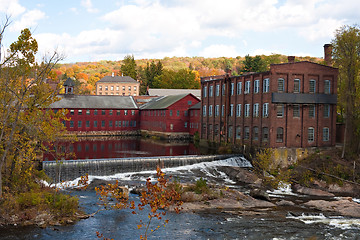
[
  {"x1": 81, "y1": 0, "x2": 98, "y2": 13},
  {"x1": 299, "y1": 18, "x2": 345, "y2": 41},
  {"x1": 10, "y1": 9, "x2": 46, "y2": 32},
  {"x1": 199, "y1": 44, "x2": 238, "y2": 58},
  {"x1": 0, "y1": 0, "x2": 25, "y2": 17}
]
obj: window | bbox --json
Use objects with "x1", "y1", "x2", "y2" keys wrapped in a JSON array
[
  {"x1": 128, "y1": 86, "x2": 131, "y2": 90},
  {"x1": 203, "y1": 86, "x2": 207, "y2": 98},
  {"x1": 215, "y1": 105, "x2": 219, "y2": 117},
  {"x1": 117, "y1": 110, "x2": 121, "y2": 115},
  {"x1": 323, "y1": 104, "x2": 330, "y2": 118},
  {"x1": 294, "y1": 79, "x2": 300, "y2": 93},
  {"x1": 102, "y1": 110, "x2": 106, "y2": 115},
  {"x1": 86, "y1": 121, "x2": 90, "y2": 128},
  {"x1": 222, "y1": 84, "x2": 226, "y2": 96},
  {"x1": 94, "y1": 109, "x2": 98, "y2": 115},
  {"x1": 209, "y1": 86, "x2": 213, "y2": 97},
  {"x1": 221, "y1": 105, "x2": 225, "y2": 116},
  {"x1": 309, "y1": 105, "x2": 315, "y2": 118},
  {"x1": 310, "y1": 80, "x2": 316, "y2": 93},
  {"x1": 109, "y1": 110, "x2": 113, "y2": 115},
  {"x1": 70, "y1": 120, "x2": 74, "y2": 128},
  {"x1": 203, "y1": 105, "x2": 207, "y2": 116},
  {"x1": 262, "y1": 127, "x2": 269, "y2": 142},
  {"x1": 308, "y1": 127, "x2": 315, "y2": 142},
  {"x1": 132, "y1": 110, "x2": 135, "y2": 115},
  {"x1": 293, "y1": 104, "x2": 300, "y2": 117},
  {"x1": 86, "y1": 109, "x2": 90, "y2": 115},
  {"x1": 236, "y1": 126, "x2": 241, "y2": 139},
  {"x1": 276, "y1": 127, "x2": 284, "y2": 142},
  {"x1": 184, "y1": 122, "x2": 188, "y2": 128},
  {"x1": 231, "y1": 83, "x2": 234, "y2": 95},
  {"x1": 208, "y1": 105, "x2": 213, "y2": 116},
  {"x1": 244, "y1": 104, "x2": 250, "y2": 117},
  {"x1": 277, "y1": 104, "x2": 284, "y2": 117},
  {"x1": 177, "y1": 110, "x2": 180, "y2": 116},
  {"x1": 99, "y1": 85, "x2": 102, "y2": 91},
  {"x1": 230, "y1": 104, "x2": 234, "y2": 116},
  {"x1": 228, "y1": 126, "x2": 233, "y2": 138},
  {"x1": 134, "y1": 86, "x2": 137, "y2": 91},
  {"x1": 101, "y1": 120, "x2": 105, "y2": 127},
  {"x1": 253, "y1": 103, "x2": 259, "y2": 117},
  {"x1": 254, "y1": 80, "x2": 259, "y2": 93},
  {"x1": 78, "y1": 120, "x2": 82, "y2": 128},
  {"x1": 236, "y1": 104, "x2": 241, "y2": 117},
  {"x1": 244, "y1": 127, "x2": 250, "y2": 139},
  {"x1": 263, "y1": 103, "x2": 269, "y2": 117},
  {"x1": 216, "y1": 84, "x2": 220, "y2": 96},
  {"x1": 70, "y1": 109, "x2": 74, "y2": 115},
  {"x1": 237, "y1": 82, "x2": 242, "y2": 95},
  {"x1": 109, "y1": 121, "x2": 113, "y2": 127},
  {"x1": 94, "y1": 121, "x2": 97, "y2": 128},
  {"x1": 324, "y1": 80, "x2": 331, "y2": 94},
  {"x1": 169, "y1": 110, "x2": 173, "y2": 116},
  {"x1": 253, "y1": 127, "x2": 259, "y2": 140},
  {"x1": 122, "y1": 86, "x2": 125, "y2": 90},
  {"x1": 245, "y1": 81, "x2": 250, "y2": 94},
  {"x1": 214, "y1": 124, "x2": 219, "y2": 136},
  {"x1": 116, "y1": 86, "x2": 119, "y2": 91},
  {"x1": 263, "y1": 78, "x2": 269, "y2": 93},
  {"x1": 188, "y1": 100, "x2": 192, "y2": 105},
  {"x1": 323, "y1": 127, "x2": 329, "y2": 141},
  {"x1": 110, "y1": 86, "x2": 114, "y2": 91},
  {"x1": 278, "y1": 78, "x2": 285, "y2": 92},
  {"x1": 105, "y1": 86, "x2": 108, "y2": 91},
  {"x1": 124, "y1": 110, "x2": 128, "y2": 115}
]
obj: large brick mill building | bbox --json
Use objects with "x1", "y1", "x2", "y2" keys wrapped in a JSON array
[{"x1": 200, "y1": 45, "x2": 338, "y2": 148}]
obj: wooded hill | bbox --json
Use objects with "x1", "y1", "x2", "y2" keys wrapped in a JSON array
[{"x1": 50, "y1": 54, "x2": 324, "y2": 95}]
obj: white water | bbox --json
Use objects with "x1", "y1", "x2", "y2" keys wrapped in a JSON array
[
  {"x1": 287, "y1": 213, "x2": 360, "y2": 230},
  {"x1": 49, "y1": 156, "x2": 251, "y2": 189}
]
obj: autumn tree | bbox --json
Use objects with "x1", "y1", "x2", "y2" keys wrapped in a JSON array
[
  {"x1": 241, "y1": 55, "x2": 267, "y2": 73},
  {"x1": 121, "y1": 54, "x2": 137, "y2": 80},
  {"x1": 152, "y1": 69, "x2": 199, "y2": 89},
  {"x1": 0, "y1": 19, "x2": 67, "y2": 197},
  {"x1": 332, "y1": 25, "x2": 360, "y2": 158}
]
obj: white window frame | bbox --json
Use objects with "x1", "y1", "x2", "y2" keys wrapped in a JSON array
[
  {"x1": 309, "y1": 79, "x2": 316, "y2": 93},
  {"x1": 262, "y1": 103, "x2": 269, "y2": 117},
  {"x1": 215, "y1": 105, "x2": 219, "y2": 117},
  {"x1": 263, "y1": 78, "x2": 269, "y2": 93},
  {"x1": 324, "y1": 80, "x2": 331, "y2": 94},
  {"x1": 236, "y1": 104, "x2": 241, "y2": 117},
  {"x1": 216, "y1": 85, "x2": 220, "y2": 96},
  {"x1": 209, "y1": 105, "x2": 213, "y2": 116},
  {"x1": 253, "y1": 103, "x2": 259, "y2": 117},
  {"x1": 203, "y1": 105, "x2": 207, "y2": 116},
  {"x1": 254, "y1": 80, "x2": 259, "y2": 93},
  {"x1": 231, "y1": 83, "x2": 234, "y2": 95},
  {"x1": 245, "y1": 81, "x2": 250, "y2": 94},
  {"x1": 230, "y1": 104, "x2": 234, "y2": 116},
  {"x1": 244, "y1": 104, "x2": 250, "y2": 117},
  {"x1": 308, "y1": 127, "x2": 315, "y2": 142},
  {"x1": 209, "y1": 85, "x2": 213, "y2": 97},
  {"x1": 323, "y1": 127, "x2": 329, "y2": 141},
  {"x1": 237, "y1": 82, "x2": 242, "y2": 95}
]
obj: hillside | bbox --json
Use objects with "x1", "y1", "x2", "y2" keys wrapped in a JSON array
[{"x1": 51, "y1": 55, "x2": 324, "y2": 95}]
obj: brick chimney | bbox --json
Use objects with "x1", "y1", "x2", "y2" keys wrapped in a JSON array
[
  {"x1": 324, "y1": 44, "x2": 332, "y2": 66},
  {"x1": 288, "y1": 56, "x2": 295, "y2": 63}
]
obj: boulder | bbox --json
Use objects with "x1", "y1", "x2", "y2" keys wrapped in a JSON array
[
  {"x1": 217, "y1": 166, "x2": 262, "y2": 186},
  {"x1": 292, "y1": 184, "x2": 335, "y2": 197},
  {"x1": 303, "y1": 197, "x2": 360, "y2": 217},
  {"x1": 249, "y1": 188, "x2": 271, "y2": 201},
  {"x1": 276, "y1": 200, "x2": 295, "y2": 206}
]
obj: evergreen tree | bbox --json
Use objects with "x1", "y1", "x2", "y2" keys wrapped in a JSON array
[{"x1": 121, "y1": 55, "x2": 137, "y2": 79}]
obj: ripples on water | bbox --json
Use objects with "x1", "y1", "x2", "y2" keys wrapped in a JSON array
[{"x1": 2, "y1": 157, "x2": 360, "y2": 240}]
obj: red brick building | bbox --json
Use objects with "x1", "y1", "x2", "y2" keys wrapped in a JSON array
[
  {"x1": 189, "y1": 102, "x2": 200, "y2": 136},
  {"x1": 200, "y1": 48, "x2": 338, "y2": 148},
  {"x1": 50, "y1": 95, "x2": 140, "y2": 135},
  {"x1": 140, "y1": 94, "x2": 200, "y2": 137}
]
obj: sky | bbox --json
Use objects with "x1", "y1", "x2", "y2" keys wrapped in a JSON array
[{"x1": 0, "y1": 0, "x2": 359, "y2": 63}]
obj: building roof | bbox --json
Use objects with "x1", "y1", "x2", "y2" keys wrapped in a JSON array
[
  {"x1": 63, "y1": 77, "x2": 75, "y2": 87},
  {"x1": 189, "y1": 102, "x2": 201, "y2": 109},
  {"x1": 50, "y1": 95, "x2": 138, "y2": 109},
  {"x1": 147, "y1": 88, "x2": 201, "y2": 98},
  {"x1": 97, "y1": 75, "x2": 138, "y2": 84},
  {"x1": 140, "y1": 94, "x2": 195, "y2": 110}
]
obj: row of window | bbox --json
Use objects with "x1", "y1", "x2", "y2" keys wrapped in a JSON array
[
  {"x1": 65, "y1": 120, "x2": 137, "y2": 128},
  {"x1": 203, "y1": 78, "x2": 332, "y2": 97},
  {"x1": 203, "y1": 104, "x2": 331, "y2": 118},
  {"x1": 98, "y1": 92, "x2": 137, "y2": 96},
  {"x1": 204, "y1": 125, "x2": 330, "y2": 142},
  {"x1": 68, "y1": 109, "x2": 136, "y2": 116},
  {"x1": 98, "y1": 85, "x2": 137, "y2": 91}
]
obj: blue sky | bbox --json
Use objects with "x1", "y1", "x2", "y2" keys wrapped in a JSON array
[{"x1": 1, "y1": 0, "x2": 359, "y2": 63}]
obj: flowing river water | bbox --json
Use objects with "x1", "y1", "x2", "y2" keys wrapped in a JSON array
[{"x1": 1, "y1": 138, "x2": 360, "y2": 239}]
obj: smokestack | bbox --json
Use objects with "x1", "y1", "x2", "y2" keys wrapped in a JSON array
[
  {"x1": 324, "y1": 44, "x2": 332, "y2": 66},
  {"x1": 288, "y1": 56, "x2": 295, "y2": 63}
]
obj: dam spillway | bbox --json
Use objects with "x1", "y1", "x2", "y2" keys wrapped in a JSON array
[{"x1": 42, "y1": 154, "x2": 251, "y2": 182}]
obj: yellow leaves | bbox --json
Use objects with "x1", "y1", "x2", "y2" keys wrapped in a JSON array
[{"x1": 137, "y1": 224, "x2": 142, "y2": 229}]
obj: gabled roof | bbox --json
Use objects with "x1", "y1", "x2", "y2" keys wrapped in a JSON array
[
  {"x1": 50, "y1": 95, "x2": 138, "y2": 109},
  {"x1": 140, "y1": 94, "x2": 196, "y2": 110},
  {"x1": 147, "y1": 88, "x2": 201, "y2": 98},
  {"x1": 97, "y1": 76, "x2": 138, "y2": 83},
  {"x1": 63, "y1": 77, "x2": 75, "y2": 87}
]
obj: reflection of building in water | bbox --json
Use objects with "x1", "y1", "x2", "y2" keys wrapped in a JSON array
[{"x1": 43, "y1": 138, "x2": 200, "y2": 161}]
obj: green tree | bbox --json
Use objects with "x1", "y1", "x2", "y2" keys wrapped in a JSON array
[
  {"x1": 152, "y1": 68, "x2": 199, "y2": 89},
  {"x1": 241, "y1": 55, "x2": 267, "y2": 73},
  {"x1": 121, "y1": 55, "x2": 137, "y2": 80},
  {"x1": 0, "y1": 20, "x2": 66, "y2": 197},
  {"x1": 332, "y1": 25, "x2": 360, "y2": 158}
]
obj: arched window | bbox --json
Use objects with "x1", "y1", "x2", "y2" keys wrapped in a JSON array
[{"x1": 276, "y1": 127, "x2": 284, "y2": 142}]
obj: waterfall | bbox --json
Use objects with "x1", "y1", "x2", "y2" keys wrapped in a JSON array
[{"x1": 43, "y1": 155, "x2": 251, "y2": 182}]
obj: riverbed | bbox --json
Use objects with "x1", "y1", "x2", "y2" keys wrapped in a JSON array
[{"x1": 2, "y1": 156, "x2": 360, "y2": 240}]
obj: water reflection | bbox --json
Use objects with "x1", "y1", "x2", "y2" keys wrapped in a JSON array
[{"x1": 43, "y1": 137, "x2": 200, "y2": 161}]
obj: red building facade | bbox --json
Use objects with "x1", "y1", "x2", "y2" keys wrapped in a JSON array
[
  {"x1": 140, "y1": 94, "x2": 200, "y2": 137},
  {"x1": 200, "y1": 54, "x2": 338, "y2": 148}
]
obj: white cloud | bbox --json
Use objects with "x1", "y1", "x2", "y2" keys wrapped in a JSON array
[
  {"x1": 299, "y1": 18, "x2": 345, "y2": 41},
  {"x1": 10, "y1": 9, "x2": 46, "y2": 32},
  {"x1": 199, "y1": 44, "x2": 238, "y2": 58},
  {"x1": 0, "y1": 0, "x2": 25, "y2": 17},
  {"x1": 81, "y1": 0, "x2": 98, "y2": 13}
]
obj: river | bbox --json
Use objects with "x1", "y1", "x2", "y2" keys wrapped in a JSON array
[{"x1": 1, "y1": 138, "x2": 360, "y2": 239}]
